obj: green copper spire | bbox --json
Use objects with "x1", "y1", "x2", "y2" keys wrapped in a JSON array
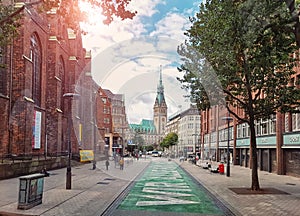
[{"x1": 155, "y1": 65, "x2": 166, "y2": 106}]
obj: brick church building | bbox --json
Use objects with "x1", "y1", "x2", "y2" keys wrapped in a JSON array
[{"x1": 0, "y1": 1, "x2": 93, "y2": 177}]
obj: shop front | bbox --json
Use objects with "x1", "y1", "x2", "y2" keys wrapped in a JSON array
[{"x1": 283, "y1": 133, "x2": 300, "y2": 176}]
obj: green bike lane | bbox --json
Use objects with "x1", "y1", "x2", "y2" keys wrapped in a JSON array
[{"x1": 105, "y1": 161, "x2": 234, "y2": 216}]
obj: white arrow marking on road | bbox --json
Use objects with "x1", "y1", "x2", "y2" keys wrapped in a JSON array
[
  {"x1": 136, "y1": 194, "x2": 200, "y2": 206},
  {"x1": 142, "y1": 188, "x2": 192, "y2": 196}
]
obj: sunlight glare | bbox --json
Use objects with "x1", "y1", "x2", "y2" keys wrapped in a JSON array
[{"x1": 79, "y1": 0, "x2": 105, "y2": 26}]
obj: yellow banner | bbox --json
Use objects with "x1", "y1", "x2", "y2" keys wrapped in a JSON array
[{"x1": 79, "y1": 150, "x2": 94, "y2": 162}]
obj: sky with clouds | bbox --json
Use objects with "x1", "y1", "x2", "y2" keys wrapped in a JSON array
[{"x1": 81, "y1": 0, "x2": 203, "y2": 124}]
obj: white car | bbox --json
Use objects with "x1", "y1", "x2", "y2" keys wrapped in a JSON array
[{"x1": 152, "y1": 151, "x2": 159, "y2": 157}]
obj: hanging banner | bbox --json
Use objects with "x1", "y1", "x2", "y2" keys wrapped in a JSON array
[{"x1": 32, "y1": 111, "x2": 42, "y2": 149}]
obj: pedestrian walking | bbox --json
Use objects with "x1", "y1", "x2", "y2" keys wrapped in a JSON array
[
  {"x1": 119, "y1": 157, "x2": 124, "y2": 170},
  {"x1": 105, "y1": 160, "x2": 109, "y2": 170},
  {"x1": 92, "y1": 160, "x2": 96, "y2": 170}
]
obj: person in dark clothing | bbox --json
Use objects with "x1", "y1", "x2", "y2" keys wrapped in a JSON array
[
  {"x1": 41, "y1": 168, "x2": 50, "y2": 177},
  {"x1": 105, "y1": 160, "x2": 109, "y2": 170}
]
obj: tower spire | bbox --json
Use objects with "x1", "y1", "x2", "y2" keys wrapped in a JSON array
[
  {"x1": 153, "y1": 65, "x2": 168, "y2": 136},
  {"x1": 159, "y1": 65, "x2": 162, "y2": 85},
  {"x1": 156, "y1": 65, "x2": 165, "y2": 105}
]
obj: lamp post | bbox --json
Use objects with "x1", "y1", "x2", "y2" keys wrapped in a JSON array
[
  {"x1": 192, "y1": 134, "x2": 199, "y2": 164},
  {"x1": 63, "y1": 93, "x2": 80, "y2": 190},
  {"x1": 92, "y1": 91, "x2": 98, "y2": 170},
  {"x1": 222, "y1": 116, "x2": 233, "y2": 177},
  {"x1": 92, "y1": 121, "x2": 97, "y2": 170}
]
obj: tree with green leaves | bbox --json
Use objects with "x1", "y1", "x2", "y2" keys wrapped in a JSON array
[
  {"x1": 160, "y1": 132, "x2": 178, "y2": 151},
  {"x1": 0, "y1": 0, "x2": 136, "y2": 46},
  {"x1": 178, "y1": 0, "x2": 300, "y2": 190}
]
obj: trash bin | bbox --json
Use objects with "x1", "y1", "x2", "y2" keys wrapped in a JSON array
[
  {"x1": 219, "y1": 163, "x2": 224, "y2": 174},
  {"x1": 18, "y1": 173, "x2": 45, "y2": 210}
]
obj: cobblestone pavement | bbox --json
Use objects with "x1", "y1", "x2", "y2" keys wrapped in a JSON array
[
  {"x1": 179, "y1": 160, "x2": 300, "y2": 216},
  {"x1": 0, "y1": 157, "x2": 150, "y2": 216},
  {"x1": 0, "y1": 157, "x2": 299, "y2": 216}
]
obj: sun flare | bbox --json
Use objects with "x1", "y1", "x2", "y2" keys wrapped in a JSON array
[{"x1": 79, "y1": 1, "x2": 105, "y2": 25}]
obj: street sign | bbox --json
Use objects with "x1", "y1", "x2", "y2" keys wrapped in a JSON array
[{"x1": 128, "y1": 140, "x2": 135, "y2": 145}]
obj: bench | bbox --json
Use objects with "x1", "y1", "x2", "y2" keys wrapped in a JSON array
[
  {"x1": 202, "y1": 162, "x2": 211, "y2": 169},
  {"x1": 210, "y1": 166, "x2": 219, "y2": 173}
]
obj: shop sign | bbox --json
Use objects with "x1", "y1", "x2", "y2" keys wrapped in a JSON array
[{"x1": 284, "y1": 134, "x2": 300, "y2": 145}]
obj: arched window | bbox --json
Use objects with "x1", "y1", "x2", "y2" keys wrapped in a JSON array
[
  {"x1": 0, "y1": 46, "x2": 7, "y2": 96},
  {"x1": 58, "y1": 56, "x2": 65, "y2": 110},
  {"x1": 31, "y1": 33, "x2": 42, "y2": 106}
]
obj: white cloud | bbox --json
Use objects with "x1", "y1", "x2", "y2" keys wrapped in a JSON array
[
  {"x1": 127, "y1": 0, "x2": 164, "y2": 17},
  {"x1": 149, "y1": 13, "x2": 190, "y2": 41},
  {"x1": 80, "y1": 1, "x2": 198, "y2": 124}
]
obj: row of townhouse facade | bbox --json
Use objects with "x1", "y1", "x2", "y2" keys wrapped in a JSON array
[
  {"x1": 165, "y1": 106, "x2": 201, "y2": 157},
  {"x1": 0, "y1": 1, "x2": 128, "y2": 178},
  {"x1": 201, "y1": 104, "x2": 300, "y2": 177},
  {"x1": 165, "y1": 103, "x2": 300, "y2": 177}
]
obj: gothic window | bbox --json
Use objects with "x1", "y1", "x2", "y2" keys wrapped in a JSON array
[
  {"x1": 31, "y1": 33, "x2": 42, "y2": 106},
  {"x1": 58, "y1": 56, "x2": 64, "y2": 109},
  {"x1": 0, "y1": 46, "x2": 7, "y2": 95}
]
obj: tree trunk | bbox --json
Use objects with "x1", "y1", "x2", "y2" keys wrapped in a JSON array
[{"x1": 249, "y1": 118, "x2": 260, "y2": 191}]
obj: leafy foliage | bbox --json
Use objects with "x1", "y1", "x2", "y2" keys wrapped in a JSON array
[
  {"x1": 178, "y1": 0, "x2": 300, "y2": 123},
  {"x1": 0, "y1": 0, "x2": 136, "y2": 45},
  {"x1": 41, "y1": 0, "x2": 136, "y2": 26},
  {"x1": 160, "y1": 132, "x2": 178, "y2": 150},
  {"x1": 178, "y1": 0, "x2": 300, "y2": 190},
  {"x1": 0, "y1": 2, "x2": 21, "y2": 47}
]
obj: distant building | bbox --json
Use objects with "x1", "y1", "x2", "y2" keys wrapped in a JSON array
[
  {"x1": 129, "y1": 119, "x2": 157, "y2": 147},
  {"x1": 165, "y1": 106, "x2": 201, "y2": 157},
  {"x1": 103, "y1": 89, "x2": 128, "y2": 156},
  {"x1": 128, "y1": 66, "x2": 168, "y2": 150}
]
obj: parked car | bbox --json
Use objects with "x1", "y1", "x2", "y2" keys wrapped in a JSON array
[
  {"x1": 179, "y1": 156, "x2": 185, "y2": 162},
  {"x1": 152, "y1": 151, "x2": 159, "y2": 157}
]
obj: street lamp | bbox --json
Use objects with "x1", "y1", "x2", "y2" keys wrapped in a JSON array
[
  {"x1": 222, "y1": 116, "x2": 233, "y2": 177},
  {"x1": 192, "y1": 134, "x2": 199, "y2": 164},
  {"x1": 92, "y1": 91, "x2": 98, "y2": 170},
  {"x1": 63, "y1": 93, "x2": 80, "y2": 190}
]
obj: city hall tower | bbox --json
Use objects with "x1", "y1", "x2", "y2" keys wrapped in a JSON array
[{"x1": 153, "y1": 66, "x2": 168, "y2": 136}]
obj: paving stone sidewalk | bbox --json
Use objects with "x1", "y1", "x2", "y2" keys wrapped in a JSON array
[
  {"x1": 0, "y1": 158, "x2": 150, "y2": 216},
  {"x1": 179, "y1": 160, "x2": 300, "y2": 216},
  {"x1": 1, "y1": 158, "x2": 300, "y2": 216}
]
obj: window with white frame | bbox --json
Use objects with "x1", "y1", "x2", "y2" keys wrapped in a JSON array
[
  {"x1": 229, "y1": 126, "x2": 233, "y2": 140},
  {"x1": 270, "y1": 115, "x2": 276, "y2": 134},
  {"x1": 188, "y1": 123, "x2": 193, "y2": 129},
  {"x1": 242, "y1": 123, "x2": 247, "y2": 137},
  {"x1": 260, "y1": 119, "x2": 269, "y2": 135},
  {"x1": 219, "y1": 129, "x2": 225, "y2": 141},
  {"x1": 292, "y1": 111, "x2": 300, "y2": 131},
  {"x1": 255, "y1": 120, "x2": 261, "y2": 136}
]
